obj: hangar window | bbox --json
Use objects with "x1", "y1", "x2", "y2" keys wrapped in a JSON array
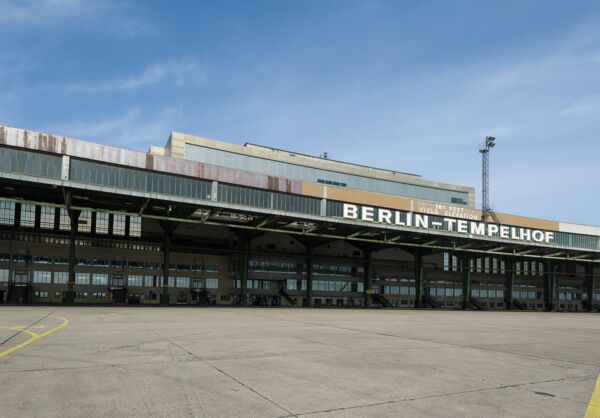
[
  {"x1": 144, "y1": 276, "x2": 155, "y2": 287},
  {"x1": 59, "y1": 209, "x2": 71, "y2": 231},
  {"x1": 40, "y1": 206, "x2": 55, "y2": 229},
  {"x1": 0, "y1": 201, "x2": 15, "y2": 225},
  {"x1": 0, "y1": 269, "x2": 9, "y2": 283},
  {"x1": 205, "y1": 278, "x2": 219, "y2": 288},
  {"x1": 92, "y1": 274, "x2": 108, "y2": 286},
  {"x1": 75, "y1": 273, "x2": 90, "y2": 285},
  {"x1": 113, "y1": 214, "x2": 126, "y2": 236},
  {"x1": 128, "y1": 275, "x2": 144, "y2": 287},
  {"x1": 96, "y1": 212, "x2": 109, "y2": 234},
  {"x1": 177, "y1": 277, "x2": 190, "y2": 288},
  {"x1": 53, "y1": 272, "x2": 68, "y2": 284},
  {"x1": 33, "y1": 271, "x2": 52, "y2": 284},
  {"x1": 129, "y1": 216, "x2": 142, "y2": 237},
  {"x1": 34, "y1": 256, "x2": 52, "y2": 264},
  {"x1": 20, "y1": 203, "x2": 36, "y2": 228},
  {"x1": 78, "y1": 211, "x2": 92, "y2": 233}
]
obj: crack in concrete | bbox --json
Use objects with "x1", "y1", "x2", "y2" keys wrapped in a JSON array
[
  {"x1": 284, "y1": 374, "x2": 597, "y2": 417},
  {"x1": 121, "y1": 311, "x2": 297, "y2": 417},
  {"x1": 222, "y1": 309, "x2": 600, "y2": 368}
]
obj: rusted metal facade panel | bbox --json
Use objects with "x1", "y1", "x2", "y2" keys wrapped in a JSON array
[
  {"x1": 0, "y1": 125, "x2": 304, "y2": 195},
  {"x1": 0, "y1": 125, "x2": 147, "y2": 168}
]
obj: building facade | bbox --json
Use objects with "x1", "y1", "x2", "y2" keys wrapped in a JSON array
[{"x1": 0, "y1": 124, "x2": 598, "y2": 311}]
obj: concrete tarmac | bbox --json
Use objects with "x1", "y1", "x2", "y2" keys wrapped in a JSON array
[{"x1": 0, "y1": 307, "x2": 598, "y2": 417}]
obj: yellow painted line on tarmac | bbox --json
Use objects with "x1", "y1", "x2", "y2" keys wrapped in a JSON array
[
  {"x1": 0, "y1": 316, "x2": 69, "y2": 359},
  {"x1": 585, "y1": 374, "x2": 600, "y2": 418}
]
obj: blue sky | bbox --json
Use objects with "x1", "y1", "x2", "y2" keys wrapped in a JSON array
[{"x1": 1, "y1": 0, "x2": 599, "y2": 225}]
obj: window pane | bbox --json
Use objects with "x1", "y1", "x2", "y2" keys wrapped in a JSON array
[
  {"x1": 129, "y1": 216, "x2": 141, "y2": 237},
  {"x1": 54, "y1": 272, "x2": 68, "y2": 284},
  {"x1": 0, "y1": 201, "x2": 15, "y2": 225},
  {"x1": 113, "y1": 214, "x2": 126, "y2": 236},
  {"x1": 40, "y1": 206, "x2": 55, "y2": 229},
  {"x1": 20, "y1": 204, "x2": 36, "y2": 227},
  {"x1": 96, "y1": 212, "x2": 109, "y2": 234},
  {"x1": 59, "y1": 208, "x2": 71, "y2": 231}
]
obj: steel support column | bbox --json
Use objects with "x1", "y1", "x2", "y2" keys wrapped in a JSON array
[
  {"x1": 544, "y1": 261, "x2": 556, "y2": 311},
  {"x1": 160, "y1": 232, "x2": 171, "y2": 305},
  {"x1": 363, "y1": 250, "x2": 372, "y2": 308},
  {"x1": 414, "y1": 250, "x2": 424, "y2": 308},
  {"x1": 306, "y1": 247, "x2": 314, "y2": 307},
  {"x1": 462, "y1": 256, "x2": 471, "y2": 310},
  {"x1": 65, "y1": 209, "x2": 80, "y2": 304},
  {"x1": 505, "y1": 258, "x2": 515, "y2": 310},
  {"x1": 585, "y1": 264, "x2": 595, "y2": 312},
  {"x1": 239, "y1": 238, "x2": 250, "y2": 306}
]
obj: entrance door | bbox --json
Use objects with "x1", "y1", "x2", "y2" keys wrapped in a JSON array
[
  {"x1": 128, "y1": 293, "x2": 141, "y2": 305},
  {"x1": 112, "y1": 289, "x2": 126, "y2": 304},
  {"x1": 9, "y1": 272, "x2": 30, "y2": 303}
]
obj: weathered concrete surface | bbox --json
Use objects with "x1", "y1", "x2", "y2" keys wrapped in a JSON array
[{"x1": 0, "y1": 307, "x2": 598, "y2": 417}]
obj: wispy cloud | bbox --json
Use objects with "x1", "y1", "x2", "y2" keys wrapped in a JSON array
[
  {"x1": 51, "y1": 58, "x2": 206, "y2": 94},
  {"x1": 47, "y1": 107, "x2": 181, "y2": 149},
  {"x1": 0, "y1": 0, "x2": 148, "y2": 37}
]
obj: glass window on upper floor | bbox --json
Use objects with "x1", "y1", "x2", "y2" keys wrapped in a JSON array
[
  {"x1": 54, "y1": 272, "x2": 68, "y2": 284},
  {"x1": 0, "y1": 201, "x2": 15, "y2": 225},
  {"x1": 78, "y1": 211, "x2": 92, "y2": 233},
  {"x1": 75, "y1": 272, "x2": 90, "y2": 285},
  {"x1": 205, "y1": 278, "x2": 219, "y2": 288},
  {"x1": 96, "y1": 212, "x2": 109, "y2": 234},
  {"x1": 185, "y1": 143, "x2": 469, "y2": 204},
  {"x1": 92, "y1": 274, "x2": 109, "y2": 286},
  {"x1": 40, "y1": 206, "x2": 55, "y2": 229},
  {"x1": 59, "y1": 208, "x2": 71, "y2": 231},
  {"x1": 20, "y1": 203, "x2": 36, "y2": 227},
  {"x1": 128, "y1": 275, "x2": 144, "y2": 287},
  {"x1": 33, "y1": 271, "x2": 52, "y2": 284},
  {"x1": 129, "y1": 216, "x2": 142, "y2": 237},
  {"x1": 113, "y1": 214, "x2": 126, "y2": 236}
]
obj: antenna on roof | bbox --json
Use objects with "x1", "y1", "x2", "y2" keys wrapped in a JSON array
[{"x1": 323, "y1": 145, "x2": 328, "y2": 159}]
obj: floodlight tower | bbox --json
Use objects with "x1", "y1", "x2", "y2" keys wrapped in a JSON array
[{"x1": 479, "y1": 136, "x2": 496, "y2": 224}]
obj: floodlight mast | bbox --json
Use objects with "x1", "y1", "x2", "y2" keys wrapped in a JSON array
[{"x1": 479, "y1": 136, "x2": 496, "y2": 224}]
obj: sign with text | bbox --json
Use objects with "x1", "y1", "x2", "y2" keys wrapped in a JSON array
[{"x1": 342, "y1": 203, "x2": 554, "y2": 244}]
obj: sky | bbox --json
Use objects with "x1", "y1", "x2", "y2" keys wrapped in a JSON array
[{"x1": 1, "y1": 0, "x2": 599, "y2": 225}]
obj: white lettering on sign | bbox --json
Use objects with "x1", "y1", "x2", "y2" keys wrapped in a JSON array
[{"x1": 341, "y1": 203, "x2": 555, "y2": 244}]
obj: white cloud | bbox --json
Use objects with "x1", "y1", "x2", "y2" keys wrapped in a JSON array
[
  {"x1": 0, "y1": 0, "x2": 148, "y2": 37},
  {"x1": 56, "y1": 58, "x2": 206, "y2": 94},
  {"x1": 558, "y1": 95, "x2": 600, "y2": 118},
  {"x1": 46, "y1": 107, "x2": 180, "y2": 149}
]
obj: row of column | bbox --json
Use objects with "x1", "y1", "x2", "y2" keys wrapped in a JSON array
[
  {"x1": 235, "y1": 238, "x2": 597, "y2": 311},
  {"x1": 65, "y1": 219, "x2": 597, "y2": 310}
]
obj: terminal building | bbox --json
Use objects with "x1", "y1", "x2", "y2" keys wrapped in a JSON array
[{"x1": 0, "y1": 124, "x2": 598, "y2": 311}]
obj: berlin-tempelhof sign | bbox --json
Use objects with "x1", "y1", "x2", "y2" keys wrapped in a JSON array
[{"x1": 342, "y1": 203, "x2": 554, "y2": 244}]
